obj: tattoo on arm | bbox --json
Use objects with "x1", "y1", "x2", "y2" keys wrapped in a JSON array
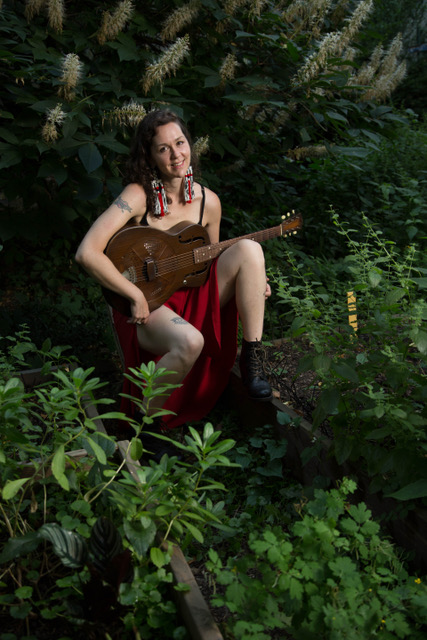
[
  {"x1": 171, "y1": 317, "x2": 188, "y2": 325},
  {"x1": 114, "y1": 196, "x2": 132, "y2": 214}
]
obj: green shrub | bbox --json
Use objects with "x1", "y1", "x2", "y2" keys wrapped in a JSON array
[
  {"x1": 0, "y1": 331, "x2": 236, "y2": 637},
  {"x1": 207, "y1": 478, "x2": 427, "y2": 639},
  {"x1": 271, "y1": 211, "x2": 427, "y2": 499}
]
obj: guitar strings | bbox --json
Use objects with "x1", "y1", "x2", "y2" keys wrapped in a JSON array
[
  {"x1": 127, "y1": 225, "x2": 295, "y2": 283},
  {"x1": 131, "y1": 252, "x2": 203, "y2": 283}
]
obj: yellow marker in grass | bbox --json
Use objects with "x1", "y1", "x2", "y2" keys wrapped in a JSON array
[{"x1": 347, "y1": 291, "x2": 358, "y2": 333}]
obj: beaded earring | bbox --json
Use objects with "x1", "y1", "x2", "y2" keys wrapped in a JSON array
[
  {"x1": 152, "y1": 175, "x2": 168, "y2": 217},
  {"x1": 184, "y1": 165, "x2": 194, "y2": 204}
]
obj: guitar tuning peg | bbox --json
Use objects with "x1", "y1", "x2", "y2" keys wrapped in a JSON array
[
  {"x1": 293, "y1": 231, "x2": 297, "y2": 235},
  {"x1": 292, "y1": 209, "x2": 295, "y2": 214},
  {"x1": 281, "y1": 214, "x2": 285, "y2": 220}
]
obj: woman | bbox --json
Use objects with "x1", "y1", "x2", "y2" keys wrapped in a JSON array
[{"x1": 75, "y1": 109, "x2": 271, "y2": 434}]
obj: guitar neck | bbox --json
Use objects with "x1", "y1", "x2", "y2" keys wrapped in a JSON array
[{"x1": 194, "y1": 224, "x2": 284, "y2": 264}]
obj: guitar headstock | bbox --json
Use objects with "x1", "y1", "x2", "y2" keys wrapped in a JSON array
[{"x1": 280, "y1": 210, "x2": 303, "y2": 237}]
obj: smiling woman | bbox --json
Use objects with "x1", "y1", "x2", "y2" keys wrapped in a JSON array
[
  {"x1": 75, "y1": 109, "x2": 272, "y2": 440},
  {"x1": 151, "y1": 126, "x2": 191, "y2": 177}
]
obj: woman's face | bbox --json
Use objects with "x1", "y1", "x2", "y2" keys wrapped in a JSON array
[{"x1": 150, "y1": 121, "x2": 191, "y2": 181}]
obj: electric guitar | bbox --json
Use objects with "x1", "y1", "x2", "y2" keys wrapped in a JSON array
[{"x1": 103, "y1": 211, "x2": 302, "y2": 316}]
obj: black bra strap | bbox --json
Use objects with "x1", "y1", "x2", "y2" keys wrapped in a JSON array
[{"x1": 199, "y1": 185, "x2": 206, "y2": 225}]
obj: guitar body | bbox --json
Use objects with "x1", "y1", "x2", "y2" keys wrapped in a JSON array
[
  {"x1": 103, "y1": 211, "x2": 303, "y2": 316},
  {"x1": 104, "y1": 221, "x2": 213, "y2": 315}
]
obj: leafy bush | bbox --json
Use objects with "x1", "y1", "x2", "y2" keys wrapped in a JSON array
[
  {"x1": 207, "y1": 478, "x2": 427, "y2": 639},
  {"x1": 270, "y1": 211, "x2": 427, "y2": 499},
  {"x1": 0, "y1": 332, "x2": 236, "y2": 637},
  {"x1": 1, "y1": 0, "x2": 408, "y2": 248},
  {"x1": 287, "y1": 117, "x2": 427, "y2": 256}
]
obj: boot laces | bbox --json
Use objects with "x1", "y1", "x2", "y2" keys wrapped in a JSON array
[{"x1": 248, "y1": 342, "x2": 267, "y2": 378}]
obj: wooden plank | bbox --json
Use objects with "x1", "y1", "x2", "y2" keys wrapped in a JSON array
[{"x1": 167, "y1": 543, "x2": 224, "y2": 640}]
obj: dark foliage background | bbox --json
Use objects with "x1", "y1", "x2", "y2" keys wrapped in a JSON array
[{"x1": 1, "y1": 0, "x2": 426, "y2": 360}]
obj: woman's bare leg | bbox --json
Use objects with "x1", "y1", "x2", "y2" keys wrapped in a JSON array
[
  {"x1": 216, "y1": 239, "x2": 267, "y2": 339},
  {"x1": 217, "y1": 240, "x2": 272, "y2": 400},
  {"x1": 136, "y1": 305, "x2": 204, "y2": 415}
]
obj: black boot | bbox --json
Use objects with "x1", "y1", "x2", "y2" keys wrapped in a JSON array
[{"x1": 239, "y1": 339, "x2": 272, "y2": 401}]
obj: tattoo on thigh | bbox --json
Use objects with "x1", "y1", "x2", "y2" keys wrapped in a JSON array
[
  {"x1": 114, "y1": 196, "x2": 132, "y2": 214},
  {"x1": 171, "y1": 317, "x2": 188, "y2": 325}
]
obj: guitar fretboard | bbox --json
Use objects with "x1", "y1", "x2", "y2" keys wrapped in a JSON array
[{"x1": 193, "y1": 225, "x2": 284, "y2": 264}]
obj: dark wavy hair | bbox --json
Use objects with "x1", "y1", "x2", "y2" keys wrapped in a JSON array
[{"x1": 123, "y1": 109, "x2": 198, "y2": 217}]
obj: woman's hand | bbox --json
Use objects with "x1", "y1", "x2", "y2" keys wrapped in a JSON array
[
  {"x1": 128, "y1": 292, "x2": 150, "y2": 325},
  {"x1": 265, "y1": 277, "x2": 272, "y2": 299}
]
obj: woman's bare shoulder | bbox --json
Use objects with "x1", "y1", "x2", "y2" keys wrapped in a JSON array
[
  {"x1": 203, "y1": 185, "x2": 221, "y2": 216},
  {"x1": 114, "y1": 183, "x2": 147, "y2": 218}
]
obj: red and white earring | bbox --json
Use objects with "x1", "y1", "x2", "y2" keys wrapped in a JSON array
[
  {"x1": 184, "y1": 165, "x2": 194, "y2": 204},
  {"x1": 152, "y1": 175, "x2": 168, "y2": 217}
]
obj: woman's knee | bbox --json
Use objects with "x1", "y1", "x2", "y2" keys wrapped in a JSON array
[
  {"x1": 236, "y1": 239, "x2": 265, "y2": 267},
  {"x1": 174, "y1": 327, "x2": 204, "y2": 366},
  {"x1": 236, "y1": 238, "x2": 265, "y2": 270},
  {"x1": 219, "y1": 239, "x2": 264, "y2": 270}
]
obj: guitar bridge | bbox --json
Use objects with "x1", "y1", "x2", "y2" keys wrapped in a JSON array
[{"x1": 142, "y1": 257, "x2": 157, "y2": 282}]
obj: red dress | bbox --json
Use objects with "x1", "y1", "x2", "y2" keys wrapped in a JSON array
[{"x1": 112, "y1": 258, "x2": 239, "y2": 430}]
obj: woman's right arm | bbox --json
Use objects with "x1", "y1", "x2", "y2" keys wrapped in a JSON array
[{"x1": 75, "y1": 183, "x2": 150, "y2": 324}]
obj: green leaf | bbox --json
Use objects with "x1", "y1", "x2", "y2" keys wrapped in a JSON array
[
  {"x1": 289, "y1": 576, "x2": 303, "y2": 601},
  {"x1": 15, "y1": 586, "x2": 33, "y2": 599},
  {"x1": 39, "y1": 523, "x2": 88, "y2": 568},
  {"x1": 313, "y1": 354, "x2": 332, "y2": 371},
  {"x1": 223, "y1": 93, "x2": 268, "y2": 106},
  {"x1": 410, "y1": 277, "x2": 427, "y2": 289},
  {"x1": 334, "y1": 146, "x2": 372, "y2": 158},
  {"x1": 182, "y1": 520, "x2": 204, "y2": 543},
  {"x1": 89, "y1": 517, "x2": 122, "y2": 573},
  {"x1": 0, "y1": 532, "x2": 41, "y2": 564},
  {"x1": 0, "y1": 146, "x2": 22, "y2": 169},
  {"x1": 130, "y1": 436, "x2": 143, "y2": 461},
  {"x1": 70, "y1": 499, "x2": 92, "y2": 517},
  {"x1": 85, "y1": 437, "x2": 107, "y2": 464},
  {"x1": 78, "y1": 143, "x2": 103, "y2": 173},
  {"x1": 384, "y1": 287, "x2": 406, "y2": 306},
  {"x1": 368, "y1": 270, "x2": 382, "y2": 287},
  {"x1": 326, "y1": 110, "x2": 348, "y2": 123},
  {"x1": 332, "y1": 361, "x2": 359, "y2": 383},
  {"x1": 386, "y1": 480, "x2": 427, "y2": 501},
  {"x1": 410, "y1": 329, "x2": 427, "y2": 355},
  {"x1": 0, "y1": 127, "x2": 19, "y2": 144},
  {"x1": 312, "y1": 388, "x2": 340, "y2": 427},
  {"x1": 365, "y1": 426, "x2": 392, "y2": 440},
  {"x1": 235, "y1": 30, "x2": 256, "y2": 38},
  {"x1": 10, "y1": 602, "x2": 32, "y2": 619},
  {"x1": 2, "y1": 477, "x2": 30, "y2": 500},
  {"x1": 95, "y1": 134, "x2": 129, "y2": 154},
  {"x1": 108, "y1": 38, "x2": 139, "y2": 61},
  {"x1": 123, "y1": 518, "x2": 156, "y2": 557},
  {"x1": 334, "y1": 435, "x2": 353, "y2": 465},
  {"x1": 51, "y1": 445, "x2": 69, "y2": 490},
  {"x1": 150, "y1": 546, "x2": 167, "y2": 568},
  {"x1": 407, "y1": 225, "x2": 418, "y2": 241},
  {"x1": 38, "y1": 161, "x2": 68, "y2": 186},
  {"x1": 265, "y1": 439, "x2": 287, "y2": 460},
  {"x1": 285, "y1": 40, "x2": 300, "y2": 61},
  {"x1": 204, "y1": 74, "x2": 221, "y2": 88}
]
